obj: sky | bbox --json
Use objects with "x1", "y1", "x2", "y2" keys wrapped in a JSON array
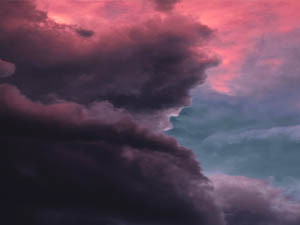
[{"x1": 1, "y1": 1, "x2": 300, "y2": 225}]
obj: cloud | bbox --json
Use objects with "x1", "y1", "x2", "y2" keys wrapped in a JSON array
[
  {"x1": 172, "y1": 0, "x2": 300, "y2": 93},
  {"x1": 0, "y1": 0, "x2": 217, "y2": 117},
  {"x1": 211, "y1": 174, "x2": 300, "y2": 225},
  {"x1": 3, "y1": 1, "x2": 300, "y2": 225},
  {"x1": 203, "y1": 124, "x2": 300, "y2": 146},
  {"x1": 75, "y1": 28, "x2": 95, "y2": 38},
  {"x1": 152, "y1": 0, "x2": 181, "y2": 12},
  {"x1": 0, "y1": 84, "x2": 224, "y2": 225},
  {"x1": 228, "y1": 29, "x2": 300, "y2": 99},
  {"x1": 0, "y1": 2, "x2": 224, "y2": 224},
  {"x1": 0, "y1": 59, "x2": 15, "y2": 78}
]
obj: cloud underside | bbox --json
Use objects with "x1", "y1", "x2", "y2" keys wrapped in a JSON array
[
  {"x1": 1, "y1": 1, "x2": 300, "y2": 225},
  {"x1": 0, "y1": 1, "x2": 222, "y2": 225},
  {"x1": 0, "y1": 1, "x2": 216, "y2": 114},
  {"x1": 1, "y1": 83, "x2": 223, "y2": 225}
]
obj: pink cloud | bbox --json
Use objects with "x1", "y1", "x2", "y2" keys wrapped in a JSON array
[{"x1": 176, "y1": 0, "x2": 300, "y2": 93}]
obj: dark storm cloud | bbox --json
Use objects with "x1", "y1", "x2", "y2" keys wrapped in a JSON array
[
  {"x1": 0, "y1": 2, "x2": 225, "y2": 224},
  {"x1": 152, "y1": 0, "x2": 181, "y2": 12},
  {"x1": 0, "y1": 84, "x2": 224, "y2": 225},
  {"x1": 0, "y1": 0, "x2": 217, "y2": 114}
]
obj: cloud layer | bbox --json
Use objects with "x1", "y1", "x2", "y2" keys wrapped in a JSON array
[
  {"x1": 168, "y1": 88, "x2": 300, "y2": 184},
  {"x1": 0, "y1": 0, "x2": 216, "y2": 114},
  {"x1": 0, "y1": 1, "x2": 223, "y2": 225},
  {"x1": 1, "y1": 84, "x2": 224, "y2": 225},
  {"x1": 2, "y1": 1, "x2": 300, "y2": 225},
  {"x1": 212, "y1": 174, "x2": 300, "y2": 225}
]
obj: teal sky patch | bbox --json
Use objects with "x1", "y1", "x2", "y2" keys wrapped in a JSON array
[{"x1": 166, "y1": 88, "x2": 300, "y2": 199}]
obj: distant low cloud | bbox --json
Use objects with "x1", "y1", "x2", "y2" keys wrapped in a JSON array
[{"x1": 211, "y1": 174, "x2": 300, "y2": 225}]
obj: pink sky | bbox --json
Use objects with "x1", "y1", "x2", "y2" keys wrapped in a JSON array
[{"x1": 36, "y1": 0, "x2": 300, "y2": 94}]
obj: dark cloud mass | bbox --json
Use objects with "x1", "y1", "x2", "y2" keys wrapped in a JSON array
[
  {"x1": 0, "y1": 0, "x2": 217, "y2": 114},
  {"x1": 2, "y1": 1, "x2": 298, "y2": 225},
  {"x1": 0, "y1": 84, "x2": 224, "y2": 225},
  {"x1": 0, "y1": 3, "x2": 224, "y2": 224}
]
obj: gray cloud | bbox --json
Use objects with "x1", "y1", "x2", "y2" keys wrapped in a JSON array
[{"x1": 211, "y1": 174, "x2": 300, "y2": 225}]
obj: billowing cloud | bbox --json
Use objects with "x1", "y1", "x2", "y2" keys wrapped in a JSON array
[
  {"x1": 211, "y1": 174, "x2": 300, "y2": 225},
  {"x1": 0, "y1": 84, "x2": 224, "y2": 225},
  {"x1": 0, "y1": 0, "x2": 217, "y2": 116},
  {"x1": 34, "y1": 0, "x2": 300, "y2": 94},
  {"x1": 0, "y1": 1, "x2": 224, "y2": 224},
  {"x1": 2, "y1": 1, "x2": 300, "y2": 225}
]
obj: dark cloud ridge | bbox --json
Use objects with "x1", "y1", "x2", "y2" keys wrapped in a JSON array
[
  {"x1": 0, "y1": 83, "x2": 224, "y2": 225},
  {"x1": 0, "y1": 0, "x2": 217, "y2": 114},
  {"x1": 0, "y1": 2, "x2": 226, "y2": 224}
]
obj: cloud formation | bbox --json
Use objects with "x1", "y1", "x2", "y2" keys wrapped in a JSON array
[
  {"x1": 0, "y1": 1, "x2": 225, "y2": 224},
  {"x1": 174, "y1": 0, "x2": 300, "y2": 93},
  {"x1": 2, "y1": 1, "x2": 300, "y2": 225},
  {"x1": 0, "y1": 84, "x2": 224, "y2": 225},
  {"x1": 211, "y1": 174, "x2": 300, "y2": 225},
  {"x1": 0, "y1": 0, "x2": 216, "y2": 116}
]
